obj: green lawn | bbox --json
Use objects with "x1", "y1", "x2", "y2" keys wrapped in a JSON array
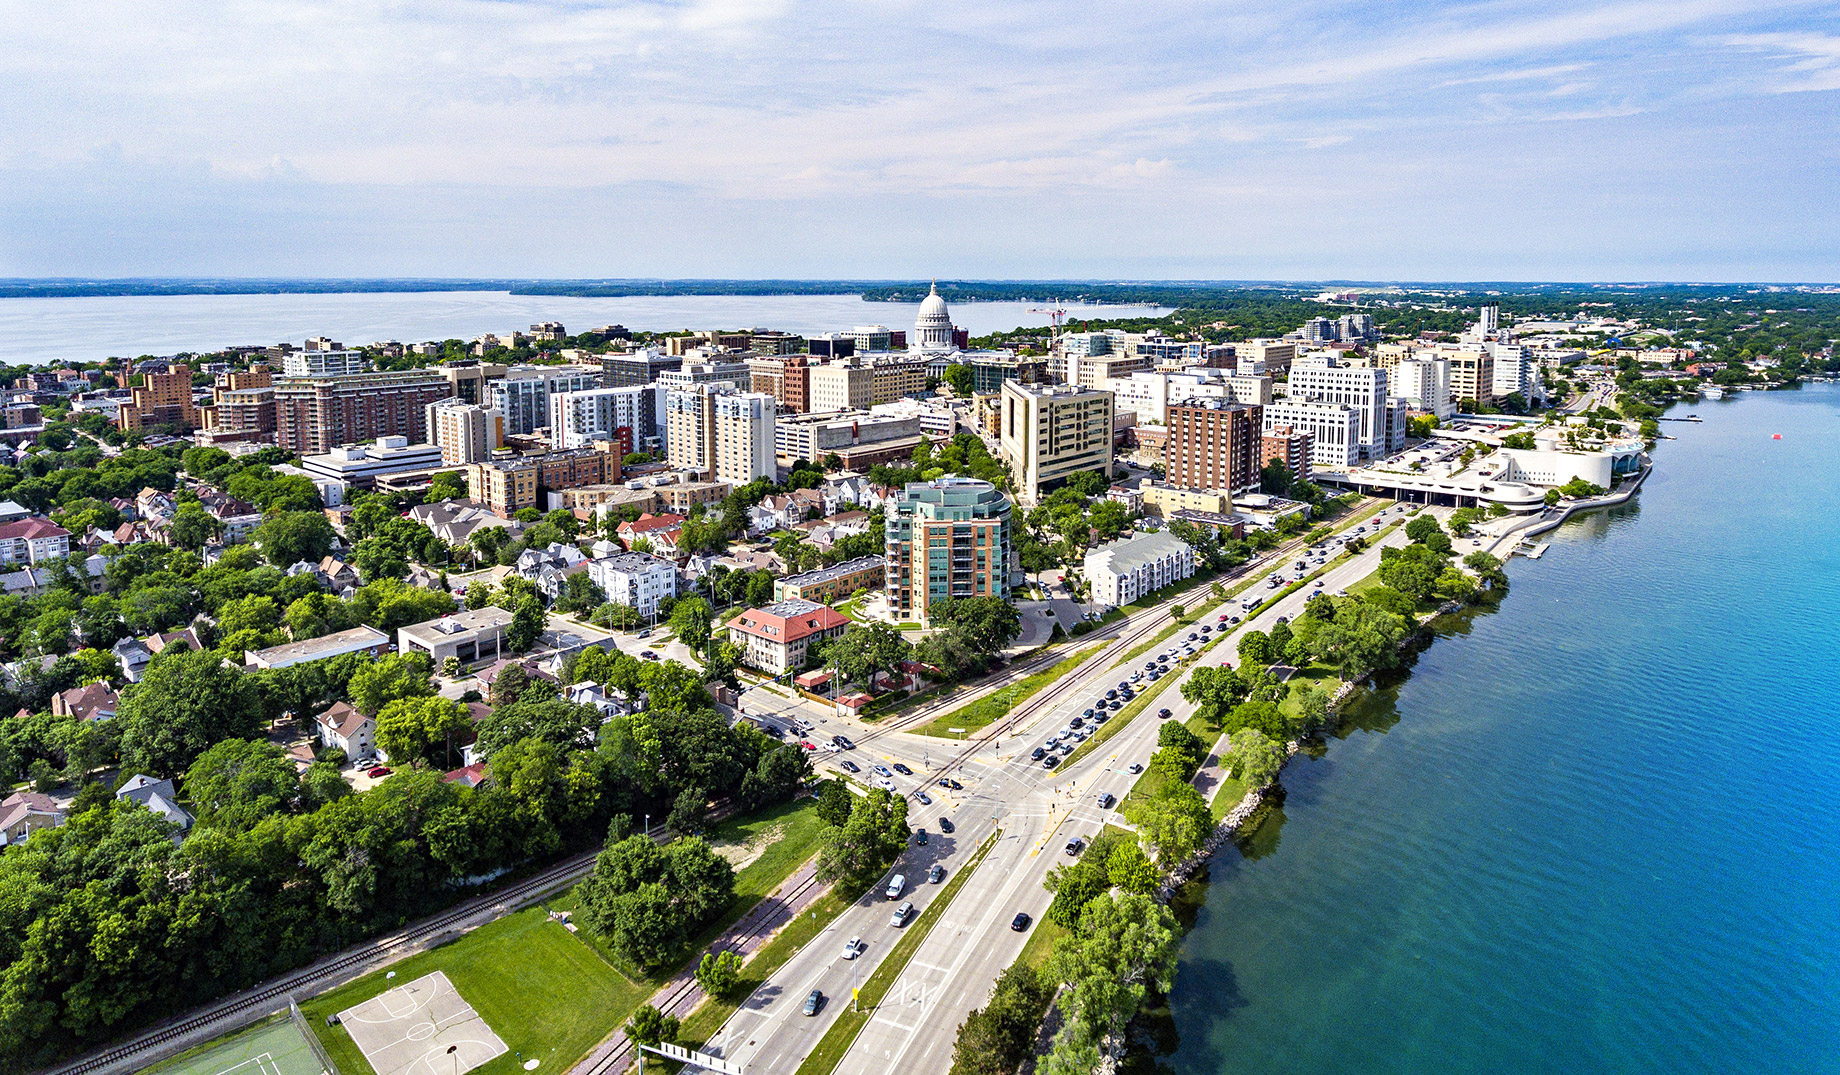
[
  {"x1": 301, "y1": 906, "x2": 650, "y2": 1075},
  {"x1": 914, "y1": 644, "x2": 1107, "y2": 739},
  {"x1": 794, "y1": 832, "x2": 999, "y2": 1075}
]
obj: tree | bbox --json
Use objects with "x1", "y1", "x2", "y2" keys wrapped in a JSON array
[
  {"x1": 1170, "y1": 603, "x2": 1185, "y2": 622},
  {"x1": 1223, "y1": 728, "x2": 1284, "y2": 786},
  {"x1": 285, "y1": 592, "x2": 355, "y2": 640},
  {"x1": 116, "y1": 647, "x2": 263, "y2": 777},
  {"x1": 182, "y1": 738, "x2": 298, "y2": 831},
  {"x1": 1306, "y1": 600, "x2": 1407, "y2": 681},
  {"x1": 669, "y1": 597, "x2": 714, "y2": 652},
  {"x1": 930, "y1": 596, "x2": 1022, "y2": 654},
  {"x1": 1088, "y1": 499, "x2": 1130, "y2": 542},
  {"x1": 1121, "y1": 781, "x2": 1211, "y2": 862},
  {"x1": 624, "y1": 1005, "x2": 680, "y2": 1048},
  {"x1": 815, "y1": 779, "x2": 854, "y2": 827},
  {"x1": 948, "y1": 964, "x2": 1050, "y2": 1075},
  {"x1": 1105, "y1": 840, "x2": 1160, "y2": 894},
  {"x1": 1044, "y1": 858, "x2": 1109, "y2": 928},
  {"x1": 375, "y1": 696, "x2": 471, "y2": 769},
  {"x1": 943, "y1": 363, "x2": 975, "y2": 396},
  {"x1": 349, "y1": 653, "x2": 435, "y2": 716},
  {"x1": 426, "y1": 470, "x2": 469, "y2": 502},
  {"x1": 1464, "y1": 551, "x2": 1510, "y2": 591},
  {"x1": 696, "y1": 950, "x2": 744, "y2": 999},
  {"x1": 1181, "y1": 664, "x2": 1250, "y2": 729},
  {"x1": 1237, "y1": 630, "x2": 1272, "y2": 667},
  {"x1": 252, "y1": 511, "x2": 337, "y2": 567},
  {"x1": 507, "y1": 595, "x2": 545, "y2": 652},
  {"x1": 168, "y1": 504, "x2": 222, "y2": 551},
  {"x1": 815, "y1": 787, "x2": 909, "y2": 891},
  {"x1": 577, "y1": 833, "x2": 735, "y2": 969},
  {"x1": 1043, "y1": 892, "x2": 1180, "y2": 1051},
  {"x1": 1404, "y1": 515, "x2": 1444, "y2": 545}
]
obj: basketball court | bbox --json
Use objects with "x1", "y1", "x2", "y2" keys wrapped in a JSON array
[{"x1": 336, "y1": 971, "x2": 507, "y2": 1075}]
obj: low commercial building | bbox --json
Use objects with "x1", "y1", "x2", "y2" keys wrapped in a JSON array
[
  {"x1": 1139, "y1": 481, "x2": 1232, "y2": 518},
  {"x1": 301, "y1": 437, "x2": 446, "y2": 491},
  {"x1": 728, "y1": 599, "x2": 851, "y2": 675},
  {"x1": 1083, "y1": 531, "x2": 1197, "y2": 607},
  {"x1": 244, "y1": 625, "x2": 393, "y2": 670},
  {"x1": 551, "y1": 484, "x2": 660, "y2": 517},
  {"x1": 658, "y1": 481, "x2": 732, "y2": 514},
  {"x1": 773, "y1": 556, "x2": 887, "y2": 604},
  {"x1": 775, "y1": 410, "x2": 925, "y2": 467},
  {"x1": 397, "y1": 607, "x2": 515, "y2": 667},
  {"x1": 587, "y1": 552, "x2": 678, "y2": 618}
]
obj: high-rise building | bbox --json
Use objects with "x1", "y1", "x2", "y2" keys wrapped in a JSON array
[
  {"x1": 713, "y1": 392, "x2": 777, "y2": 485},
  {"x1": 1489, "y1": 342, "x2": 1537, "y2": 402},
  {"x1": 749, "y1": 331, "x2": 805, "y2": 356},
  {"x1": 437, "y1": 361, "x2": 508, "y2": 405},
  {"x1": 747, "y1": 355, "x2": 813, "y2": 411},
  {"x1": 1336, "y1": 313, "x2": 1377, "y2": 341},
  {"x1": 807, "y1": 333, "x2": 856, "y2": 359},
  {"x1": 1163, "y1": 400, "x2": 1262, "y2": 495},
  {"x1": 657, "y1": 361, "x2": 751, "y2": 393},
  {"x1": 1283, "y1": 353, "x2": 1400, "y2": 458},
  {"x1": 1261, "y1": 400, "x2": 1361, "y2": 470},
  {"x1": 486, "y1": 365, "x2": 604, "y2": 436},
  {"x1": 1447, "y1": 345, "x2": 1495, "y2": 409},
  {"x1": 196, "y1": 365, "x2": 275, "y2": 440},
  {"x1": 1393, "y1": 358, "x2": 1454, "y2": 420},
  {"x1": 808, "y1": 362, "x2": 874, "y2": 413},
  {"x1": 866, "y1": 355, "x2": 930, "y2": 404},
  {"x1": 282, "y1": 349, "x2": 369, "y2": 378},
  {"x1": 117, "y1": 364, "x2": 199, "y2": 431},
  {"x1": 884, "y1": 477, "x2": 1013, "y2": 624},
  {"x1": 601, "y1": 351, "x2": 683, "y2": 387},
  {"x1": 426, "y1": 399, "x2": 505, "y2": 465},
  {"x1": 998, "y1": 381, "x2": 1114, "y2": 504},
  {"x1": 848, "y1": 325, "x2": 893, "y2": 353},
  {"x1": 1260, "y1": 424, "x2": 1314, "y2": 482},
  {"x1": 549, "y1": 385, "x2": 661, "y2": 452},
  {"x1": 273, "y1": 369, "x2": 451, "y2": 455},
  {"x1": 665, "y1": 384, "x2": 725, "y2": 473}
]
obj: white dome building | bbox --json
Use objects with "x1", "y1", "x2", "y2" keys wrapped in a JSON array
[{"x1": 911, "y1": 282, "x2": 956, "y2": 353}]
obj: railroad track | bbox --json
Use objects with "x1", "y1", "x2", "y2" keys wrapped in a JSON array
[{"x1": 41, "y1": 850, "x2": 602, "y2": 1075}]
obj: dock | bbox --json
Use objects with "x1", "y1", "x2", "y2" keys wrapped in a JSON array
[{"x1": 1516, "y1": 540, "x2": 1549, "y2": 559}]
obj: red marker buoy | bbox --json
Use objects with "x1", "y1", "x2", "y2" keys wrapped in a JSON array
[{"x1": 1773, "y1": 434, "x2": 1783, "y2": 440}]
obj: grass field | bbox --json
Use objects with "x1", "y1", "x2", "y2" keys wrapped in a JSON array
[
  {"x1": 143, "y1": 1016, "x2": 322, "y2": 1075},
  {"x1": 914, "y1": 644, "x2": 1106, "y2": 739},
  {"x1": 794, "y1": 832, "x2": 999, "y2": 1075},
  {"x1": 301, "y1": 906, "x2": 649, "y2": 1075}
]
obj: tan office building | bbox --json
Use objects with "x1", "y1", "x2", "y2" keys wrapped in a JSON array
[
  {"x1": 998, "y1": 381, "x2": 1113, "y2": 505},
  {"x1": 808, "y1": 363, "x2": 873, "y2": 413}
]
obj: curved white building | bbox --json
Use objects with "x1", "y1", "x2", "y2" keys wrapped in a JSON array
[{"x1": 911, "y1": 282, "x2": 956, "y2": 353}]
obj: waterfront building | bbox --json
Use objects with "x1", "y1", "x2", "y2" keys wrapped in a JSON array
[
  {"x1": 884, "y1": 477, "x2": 1013, "y2": 624},
  {"x1": 998, "y1": 380, "x2": 1114, "y2": 505},
  {"x1": 1283, "y1": 353, "x2": 1402, "y2": 458},
  {"x1": 1084, "y1": 531, "x2": 1197, "y2": 607},
  {"x1": 274, "y1": 369, "x2": 450, "y2": 454},
  {"x1": 282, "y1": 349, "x2": 369, "y2": 378},
  {"x1": 1163, "y1": 400, "x2": 1263, "y2": 496}
]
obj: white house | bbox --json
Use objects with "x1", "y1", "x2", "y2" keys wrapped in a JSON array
[
  {"x1": 588, "y1": 552, "x2": 678, "y2": 618},
  {"x1": 316, "y1": 701, "x2": 381, "y2": 761}
]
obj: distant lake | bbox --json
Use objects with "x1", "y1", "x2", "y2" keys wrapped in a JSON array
[{"x1": 0, "y1": 291, "x2": 1171, "y2": 366}]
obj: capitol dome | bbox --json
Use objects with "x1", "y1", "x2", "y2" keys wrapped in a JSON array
[{"x1": 911, "y1": 281, "x2": 956, "y2": 352}]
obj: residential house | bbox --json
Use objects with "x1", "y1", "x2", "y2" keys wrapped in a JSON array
[
  {"x1": 112, "y1": 627, "x2": 205, "y2": 683},
  {"x1": 116, "y1": 774, "x2": 195, "y2": 834},
  {"x1": 617, "y1": 512, "x2": 687, "y2": 550},
  {"x1": 0, "y1": 517, "x2": 71, "y2": 566},
  {"x1": 316, "y1": 701, "x2": 380, "y2": 761},
  {"x1": 135, "y1": 487, "x2": 176, "y2": 520},
  {"x1": 50, "y1": 681, "x2": 118, "y2": 722},
  {"x1": 0, "y1": 791, "x2": 65, "y2": 846},
  {"x1": 408, "y1": 500, "x2": 525, "y2": 547},
  {"x1": 443, "y1": 762, "x2": 489, "y2": 788},
  {"x1": 515, "y1": 543, "x2": 591, "y2": 602}
]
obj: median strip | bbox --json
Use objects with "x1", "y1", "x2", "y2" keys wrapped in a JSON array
[{"x1": 793, "y1": 830, "x2": 1000, "y2": 1075}]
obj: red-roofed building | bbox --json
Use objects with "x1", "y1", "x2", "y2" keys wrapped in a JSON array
[
  {"x1": 0, "y1": 516, "x2": 69, "y2": 566},
  {"x1": 443, "y1": 762, "x2": 488, "y2": 788},
  {"x1": 616, "y1": 513, "x2": 687, "y2": 550},
  {"x1": 727, "y1": 598, "x2": 851, "y2": 675}
]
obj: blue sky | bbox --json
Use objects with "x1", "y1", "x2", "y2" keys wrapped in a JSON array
[{"x1": 1, "y1": 0, "x2": 1837, "y2": 280}]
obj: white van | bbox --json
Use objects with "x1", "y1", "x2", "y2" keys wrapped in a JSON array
[{"x1": 885, "y1": 874, "x2": 906, "y2": 900}]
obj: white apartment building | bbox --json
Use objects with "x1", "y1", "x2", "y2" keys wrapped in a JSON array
[
  {"x1": 657, "y1": 361, "x2": 751, "y2": 392},
  {"x1": 487, "y1": 365, "x2": 603, "y2": 436},
  {"x1": 1262, "y1": 400, "x2": 1362, "y2": 470},
  {"x1": 1489, "y1": 343, "x2": 1540, "y2": 402},
  {"x1": 1083, "y1": 531, "x2": 1196, "y2": 607},
  {"x1": 998, "y1": 380, "x2": 1113, "y2": 504},
  {"x1": 425, "y1": 399, "x2": 504, "y2": 465},
  {"x1": 1284, "y1": 353, "x2": 1402, "y2": 458},
  {"x1": 550, "y1": 385, "x2": 660, "y2": 450},
  {"x1": 1392, "y1": 358, "x2": 1454, "y2": 421},
  {"x1": 0, "y1": 517, "x2": 71, "y2": 566},
  {"x1": 665, "y1": 384, "x2": 726, "y2": 472},
  {"x1": 1109, "y1": 370, "x2": 1272, "y2": 426},
  {"x1": 808, "y1": 362, "x2": 873, "y2": 412},
  {"x1": 713, "y1": 392, "x2": 777, "y2": 484},
  {"x1": 588, "y1": 552, "x2": 677, "y2": 618},
  {"x1": 282, "y1": 349, "x2": 369, "y2": 377}
]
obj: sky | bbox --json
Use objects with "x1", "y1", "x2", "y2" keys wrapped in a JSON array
[{"x1": 1, "y1": 0, "x2": 1837, "y2": 282}]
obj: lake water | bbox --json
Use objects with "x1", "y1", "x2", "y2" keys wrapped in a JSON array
[
  {"x1": 0, "y1": 291, "x2": 1170, "y2": 367},
  {"x1": 1163, "y1": 385, "x2": 1840, "y2": 1074}
]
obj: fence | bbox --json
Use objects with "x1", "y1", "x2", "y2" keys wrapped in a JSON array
[{"x1": 288, "y1": 999, "x2": 342, "y2": 1075}]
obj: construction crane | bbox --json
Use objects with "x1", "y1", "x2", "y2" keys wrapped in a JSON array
[{"x1": 1030, "y1": 307, "x2": 1067, "y2": 349}]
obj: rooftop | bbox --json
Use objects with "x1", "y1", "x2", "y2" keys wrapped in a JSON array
[
  {"x1": 1085, "y1": 530, "x2": 1195, "y2": 573},
  {"x1": 729, "y1": 599, "x2": 850, "y2": 645},
  {"x1": 780, "y1": 556, "x2": 886, "y2": 586},
  {"x1": 245, "y1": 625, "x2": 390, "y2": 668},
  {"x1": 398, "y1": 606, "x2": 515, "y2": 644}
]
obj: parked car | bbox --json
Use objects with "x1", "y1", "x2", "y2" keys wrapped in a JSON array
[
  {"x1": 915, "y1": 829, "x2": 928, "y2": 845},
  {"x1": 803, "y1": 990, "x2": 824, "y2": 1016},
  {"x1": 366, "y1": 766, "x2": 392, "y2": 778},
  {"x1": 1011, "y1": 912, "x2": 1032, "y2": 932}
]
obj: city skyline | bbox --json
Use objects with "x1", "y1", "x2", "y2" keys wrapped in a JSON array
[{"x1": 2, "y1": 0, "x2": 1838, "y2": 281}]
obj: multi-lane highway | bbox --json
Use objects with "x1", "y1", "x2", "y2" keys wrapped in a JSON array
[{"x1": 698, "y1": 502, "x2": 1431, "y2": 1075}]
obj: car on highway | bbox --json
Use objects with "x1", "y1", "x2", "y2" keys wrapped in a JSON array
[
  {"x1": 938, "y1": 817, "x2": 954, "y2": 833},
  {"x1": 1187, "y1": 632, "x2": 1199, "y2": 641},
  {"x1": 1097, "y1": 792, "x2": 1116, "y2": 809},
  {"x1": 1158, "y1": 708, "x2": 1172, "y2": 719},
  {"x1": 821, "y1": 742, "x2": 842, "y2": 753},
  {"x1": 640, "y1": 650, "x2": 659, "y2": 660},
  {"x1": 798, "y1": 740, "x2": 817, "y2": 751},
  {"x1": 938, "y1": 778, "x2": 962, "y2": 790},
  {"x1": 1127, "y1": 762, "x2": 1144, "y2": 774},
  {"x1": 839, "y1": 760, "x2": 860, "y2": 773},
  {"x1": 794, "y1": 717, "x2": 815, "y2": 732},
  {"x1": 1031, "y1": 747, "x2": 1047, "y2": 760},
  {"x1": 832, "y1": 734, "x2": 855, "y2": 750},
  {"x1": 1059, "y1": 741, "x2": 1075, "y2": 755},
  {"x1": 1043, "y1": 755, "x2": 1061, "y2": 769},
  {"x1": 1011, "y1": 912, "x2": 1032, "y2": 932},
  {"x1": 886, "y1": 874, "x2": 906, "y2": 899},
  {"x1": 1093, "y1": 711, "x2": 1110, "y2": 724},
  {"x1": 1065, "y1": 837, "x2": 1085, "y2": 856},
  {"x1": 872, "y1": 764, "x2": 893, "y2": 777},
  {"x1": 842, "y1": 936, "x2": 864, "y2": 960},
  {"x1": 1084, "y1": 707, "x2": 1096, "y2": 718},
  {"x1": 916, "y1": 790, "x2": 932, "y2": 805},
  {"x1": 1105, "y1": 689, "x2": 1118, "y2": 700},
  {"x1": 928, "y1": 863, "x2": 946, "y2": 884},
  {"x1": 892, "y1": 762, "x2": 913, "y2": 775},
  {"x1": 874, "y1": 777, "x2": 895, "y2": 791},
  {"x1": 1070, "y1": 716, "x2": 1084, "y2": 728},
  {"x1": 803, "y1": 989, "x2": 825, "y2": 1016},
  {"x1": 892, "y1": 901, "x2": 914, "y2": 926}
]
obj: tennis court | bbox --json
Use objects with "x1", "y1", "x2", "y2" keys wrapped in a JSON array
[
  {"x1": 336, "y1": 971, "x2": 506, "y2": 1075},
  {"x1": 140, "y1": 1016, "x2": 328, "y2": 1075}
]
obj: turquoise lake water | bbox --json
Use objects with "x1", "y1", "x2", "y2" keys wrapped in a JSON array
[{"x1": 1164, "y1": 384, "x2": 1840, "y2": 1074}]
